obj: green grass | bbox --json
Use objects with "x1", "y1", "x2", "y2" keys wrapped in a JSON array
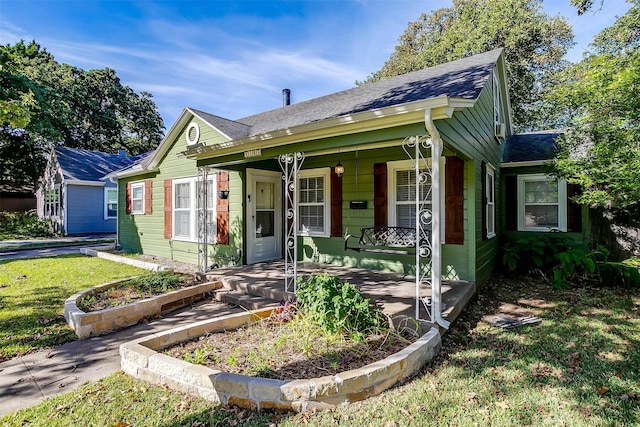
[
  {"x1": 2, "y1": 275, "x2": 639, "y2": 426},
  {"x1": 0, "y1": 254, "x2": 146, "y2": 361}
]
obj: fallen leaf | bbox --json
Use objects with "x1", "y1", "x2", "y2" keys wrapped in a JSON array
[
  {"x1": 495, "y1": 401, "x2": 510, "y2": 409},
  {"x1": 598, "y1": 385, "x2": 610, "y2": 396}
]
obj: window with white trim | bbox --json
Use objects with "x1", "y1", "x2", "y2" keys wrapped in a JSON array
[
  {"x1": 172, "y1": 176, "x2": 216, "y2": 242},
  {"x1": 485, "y1": 165, "x2": 496, "y2": 238},
  {"x1": 517, "y1": 173, "x2": 567, "y2": 231},
  {"x1": 105, "y1": 188, "x2": 118, "y2": 219},
  {"x1": 44, "y1": 184, "x2": 61, "y2": 218},
  {"x1": 130, "y1": 182, "x2": 144, "y2": 214},
  {"x1": 298, "y1": 168, "x2": 330, "y2": 236},
  {"x1": 387, "y1": 159, "x2": 445, "y2": 236},
  {"x1": 493, "y1": 72, "x2": 502, "y2": 126}
]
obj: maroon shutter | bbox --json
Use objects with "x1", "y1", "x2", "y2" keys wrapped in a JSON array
[
  {"x1": 216, "y1": 171, "x2": 230, "y2": 245},
  {"x1": 125, "y1": 182, "x2": 131, "y2": 214},
  {"x1": 164, "y1": 179, "x2": 172, "y2": 239},
  {"x1": 445, "y1": 156, "x2": 464, "y2": 245},
  {"x1": 144, "y1": 179, "x2": 152, "y2": 215},
  {"x1": 330, "y1": 167, "x2": 343, "y2": 237},
  {"x1": 505, "y1": 175, "x2": 517, "y2": 231},
  {"x1": 373, "y1": 163, "x2": 388, "y2": 227},
  {"x1": 567, "y1": 183, "x2": 582, "y2": 232},
  {"x1": 481, "y1": 161, "x2": 488, "y2": 239}
]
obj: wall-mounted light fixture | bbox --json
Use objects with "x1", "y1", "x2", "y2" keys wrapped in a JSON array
[
  {"x1": 335, "y1": 149, "x2": 344, "y2": 178},
  {"x1": 218, "y1": 190, "x2": 230, "y2": 200}
]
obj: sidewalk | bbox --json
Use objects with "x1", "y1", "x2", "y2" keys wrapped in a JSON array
[
  {"x1": 0, "y1": 298, "x2": 243, "y2": 417},
  {"x1": 0, "y1": 234, "x2": 116, "y2": 251}
]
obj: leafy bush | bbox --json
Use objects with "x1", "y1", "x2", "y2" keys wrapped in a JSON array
[
  {"x1": 0, "y1": 210, "x2": 54, "y2": 238},
  {"x1": 295, "y1": 273, "x2": 385, "y2": 336},
  {"x1": 501, "y1": 236, "x2": 640, "y2": 289}
]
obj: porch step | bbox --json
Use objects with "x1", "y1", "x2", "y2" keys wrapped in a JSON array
[
  {"x1": 216, "y1": 275, "x2": 291, "y2": 302},
  {"x1": 216, "y1": 289, "x2": 281, "y2": 311}
]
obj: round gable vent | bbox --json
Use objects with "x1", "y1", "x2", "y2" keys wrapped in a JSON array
[{"x1": 185, "y1": 122, "x2": 200, "y2": 146}]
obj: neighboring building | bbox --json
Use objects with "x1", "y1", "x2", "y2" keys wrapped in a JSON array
[
  {"x1": 36, "y1": 146, "x2": 147, "y2": 235},
  {"x1": 0, "y1": 182, "x2": 36, "y2": 212},
  {"x1": 115, "y1": 49, "x2": 588, "y2": 322}
]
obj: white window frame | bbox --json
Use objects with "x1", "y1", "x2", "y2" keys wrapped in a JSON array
[
  {"x1": 517, "y1": 173, "x2": 567, "y2": 232},
  {"x1": 298, "y1": 168, "x2": 331, "y2": 237},
  {"x1": 493, "y1": 72, "x2": 502, "y2": 126},
  {"x1": 104, "y1": 187, "x2": 118, "y2": 219},
  {"x1": 130, "y1": 182, "x2": 145, "y2": 215},
  {"x1": 485, "y1": 164, "x2": 496, "y2": 239},
  {"x1": 172, "y1": 176, "x2": 217, "y2": 243},
  {"x1": 387, "y1": 158, "x2": 446, "y2": 242}
]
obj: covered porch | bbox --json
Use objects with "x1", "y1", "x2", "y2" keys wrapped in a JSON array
[{"x1": 208, "y1": 261, "x2": 476, "y2": 330}]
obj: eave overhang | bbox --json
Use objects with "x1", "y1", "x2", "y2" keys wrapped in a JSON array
[{"x1": 180, "y1": 96, "x2": 473, "y2": 161}]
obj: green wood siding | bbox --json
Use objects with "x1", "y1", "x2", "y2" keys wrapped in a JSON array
[{"x1": 118, "y1": 116, "x2": 244, "y2": 267}]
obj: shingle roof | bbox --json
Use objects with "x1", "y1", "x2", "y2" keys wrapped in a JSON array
[
  {"x1": 193, "y1": 48, "x2": 503, "y2": 139},
  {"x1": 502, "y1": 130, "x2": 563, "y2": 163},
  {"x1": 54, "y1": 146, "x2": 148, "y2": 181}
]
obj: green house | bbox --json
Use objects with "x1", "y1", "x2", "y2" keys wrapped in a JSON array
[{"x1": 115, "y1": 49, "x2": 584, "y2": 325}]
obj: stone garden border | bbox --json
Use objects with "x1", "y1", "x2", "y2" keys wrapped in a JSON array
[
  {"x1": 120, "y1": 307, "x2": 442, "y2": 412},
  {"x1": 64, "y1": 279, "x2": 223, "y2": 339}
]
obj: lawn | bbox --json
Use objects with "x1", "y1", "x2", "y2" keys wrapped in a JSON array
[
  {"x1": 2, "y1": 274, "x2": 638, "y2": 426},
  {"x1": 0, "y1": 254, "x2": 147, "y2": 361}
]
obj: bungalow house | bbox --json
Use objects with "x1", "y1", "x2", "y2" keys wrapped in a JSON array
[
  {"x1": 115, "y1": 49, "x2": 588, "y2": 326},
  {"x1": 36, "y1": 146, "x2": 147, "y2": 235}
]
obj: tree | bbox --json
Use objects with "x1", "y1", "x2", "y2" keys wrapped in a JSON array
[
  {"x1": 362, "y1": 0, "x2": 574, "y2": 130},
  {"x1": 0, "y1": 41, "x2": 164, "y2": 187},
  {"x1": 549, "y1": 1, "x2": 639, "y2": 210}
]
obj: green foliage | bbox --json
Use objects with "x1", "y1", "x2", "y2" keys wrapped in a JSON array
[
  {"x1": 362, "y1": 0, "x2": 574, "y2": 130},
  {"x1": 122, "y1": 271, "x2": 183, "y2": 294},
  {"x1": 501, "y1": 236, "x2": 640, "y2": 289},
  {"x1": 0, "y1": 40, "x2": 164, "y2": 185},
  {"x1": 548, "y1": 3, "x2": 640, "y2": 210},
  {"x1": 295, "y1": 273, "x2": 385, "y2": 335},
  {"x1": 501, "y1": 235, "x2": 571, "y2": 273},
  {"x1": 0, "y1": 210, "x2": 54, "y2": 238}
]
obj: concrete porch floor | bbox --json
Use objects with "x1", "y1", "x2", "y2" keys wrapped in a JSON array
[{"x1": 208, "y1": 260, "x2": 476, "y2": 329}]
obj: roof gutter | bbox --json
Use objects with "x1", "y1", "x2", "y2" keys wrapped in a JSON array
[
  {"x1": 423, "y1": 108, "x2": 450, "y2": 330},
  {"x1": 181, "y1": 96, "x2": 469, "y2": 161}
]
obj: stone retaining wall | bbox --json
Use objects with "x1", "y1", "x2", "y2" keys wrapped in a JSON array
[
  {"x1": 64, "y1": 280, "x2": 222, "y2": 338},
  {"x1": 120, "y1": 308, "x2": 442, "y2": 411}
]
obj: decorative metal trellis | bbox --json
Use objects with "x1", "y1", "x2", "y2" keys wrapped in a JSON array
[
  {"x1": 402, "y1": 135, "x2": 449, "y2": 328},
  {"x1": 197, "y1": 165, "x2": 212, "y2": 275},
  {"x1": 278, "y1": 152, "x2": 305, "y2": 293}
]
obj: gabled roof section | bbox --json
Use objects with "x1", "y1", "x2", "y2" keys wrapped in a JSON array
[
  {"x1": 189, "y1": 108, "x2": 252, "y2": 140},
  {"x1": 54, "y1": 146, "x2": 147, "y2": 182},
  {"x1": 235, "y1": 48, "x2": 503, "y2": 137},
  {"x1": 502, "y1": 130, "x2": 563, "y2": 164}
]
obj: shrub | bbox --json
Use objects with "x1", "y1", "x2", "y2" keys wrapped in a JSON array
[
  {"x1": 0, "y1": 210, "x2": 54, "y2": 238},
  {"x1": 295, "y1": 273, "x2": 385, "y2": 336}
]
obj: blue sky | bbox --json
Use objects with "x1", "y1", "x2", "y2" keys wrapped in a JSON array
[{"x1": 0, "y1": 0, "x2": 632, "y2": 128}]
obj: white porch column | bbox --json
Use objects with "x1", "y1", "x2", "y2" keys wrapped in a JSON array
[{"x1": 279, "y1": 152, "x2": 305, "y2": 293}]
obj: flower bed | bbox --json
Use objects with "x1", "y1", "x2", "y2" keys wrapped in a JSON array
[
  {"x1": 64, "y1": 278, "x2": 222, "y2": 338},
  {"x1": 120, "y1": 308, "x2": 441, "y2": 412}
]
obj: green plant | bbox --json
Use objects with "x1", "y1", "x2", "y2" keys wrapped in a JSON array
[
  {"x1": 0, "y1": 210, "x2": 54, "y2": 238},
  {"x1": 295, "y1": 273, "x2": 385, "y2": 335},
  {"x1": 501, "y1": 235, "x2": 570, "y2": 273},
  {"x1": 122, "y1": 271, "x2": 184, "y2": 294},
  {"x1": 551, "y1": 247, "x2": 600, "y2": 289},
  {"x1": 183, "y1": 347, "x2": 209, "y2": 365}
]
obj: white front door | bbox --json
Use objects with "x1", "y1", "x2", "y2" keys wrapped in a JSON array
[{"x1": 246, "y1": 169, "x2": 282, "y2": 264}]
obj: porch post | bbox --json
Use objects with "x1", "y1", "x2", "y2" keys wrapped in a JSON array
[
  {"x1": 197, "y1": 165, "x2": 209, "y2": 276},
  {"x1": 279, "y1": 152, "x2": 305, "y2": 293},
  {"x1": 402, "y1": 135, "x2": 434, "y2": 323}
]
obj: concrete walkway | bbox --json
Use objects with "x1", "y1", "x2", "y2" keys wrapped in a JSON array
[{"x1": 0, "y1": 298, "x2": 242, "y2": 417}]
